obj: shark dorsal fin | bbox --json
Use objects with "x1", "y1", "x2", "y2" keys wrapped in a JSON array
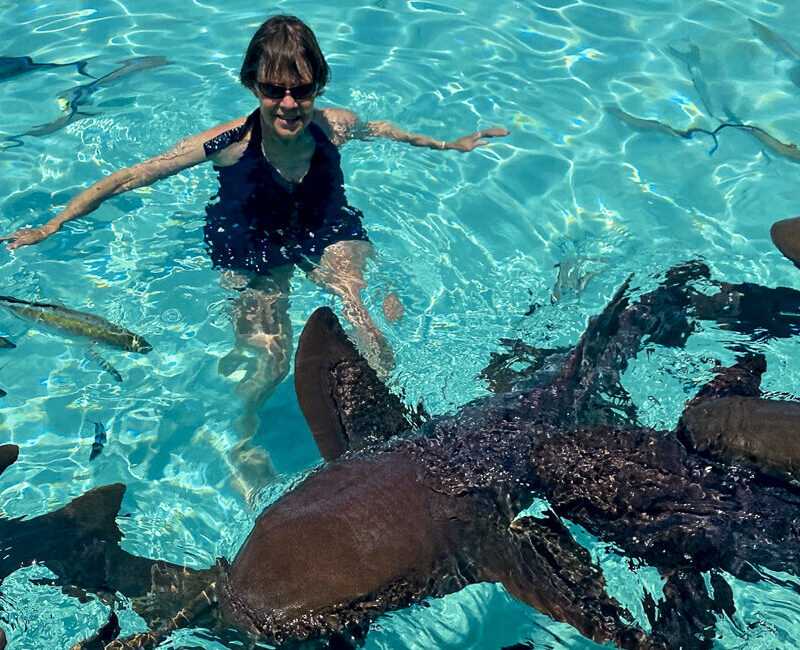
[
  {"x1": 294, "y1": 307, "x2": 414, "y2": 462},
  {"x1": 52, "y1": 482, "x2": 126, "y2": 544}
]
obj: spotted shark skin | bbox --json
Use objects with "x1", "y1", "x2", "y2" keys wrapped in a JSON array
[{"x1": 3, "y1": 265, "x2": 800, "y2": 649}]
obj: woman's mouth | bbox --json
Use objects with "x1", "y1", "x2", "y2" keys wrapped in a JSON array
[{"x1": 277, "y1": 115, "x2": 301, "y2": 127}]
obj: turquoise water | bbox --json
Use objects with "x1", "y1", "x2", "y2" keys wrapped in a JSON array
[{"x1": 1, "y1": 0, "x2": 800, "y2": 647}]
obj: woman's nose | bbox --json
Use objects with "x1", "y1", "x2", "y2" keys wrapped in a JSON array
[{"x1": 279, "y1": 91, "x2": 298, "y2": 108}]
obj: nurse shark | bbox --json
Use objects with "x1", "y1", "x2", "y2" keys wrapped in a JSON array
[{"x1": 2, "y1": 265, "x2": 800, "y2": 649}]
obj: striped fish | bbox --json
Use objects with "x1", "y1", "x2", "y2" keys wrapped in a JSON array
[
  {"x1": 0, "y1": 296, "x2": 151, "y2": 353},
  {"x1": 89, "y1": 420, "x2": 107, "y2": 461},
  {"x1": 85, "y1": 347, "x2": 124, "y2": 382}
]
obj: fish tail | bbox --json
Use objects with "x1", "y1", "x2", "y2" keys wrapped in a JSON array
[
  {"x1": 73, "y1": 60, "x2": 95, "y2": 78},
  {"x1": 667, "y1": 42, "x2": 700, "y2": 69}
]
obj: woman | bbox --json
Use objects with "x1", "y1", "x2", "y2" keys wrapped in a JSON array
[{"x1": 1, "y1": 15, "x2": 509, "y2": 492}]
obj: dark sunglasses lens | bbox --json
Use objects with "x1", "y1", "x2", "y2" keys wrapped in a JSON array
[
  {"x1": 291, "y1": 83, "x2": 316, "y2": 99},
  {"x1": 260, "y1": 83, "x2": 285, "y2": 99},
  {"x1": 259, "y1": 82, "x2": 316, "y2": 100}
]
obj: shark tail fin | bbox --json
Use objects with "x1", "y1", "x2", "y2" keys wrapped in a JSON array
[
  {"x1": 0, "y1": 483, "x2": 126, "y2": 585},
  {"x1": 294, "y1": 307, "x2": 420, "y2": 462}
]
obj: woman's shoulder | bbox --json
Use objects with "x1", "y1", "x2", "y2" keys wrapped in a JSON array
[
  {"x1": 199, "y1": 114, "x2": 255, "y2": 165},
  {"x1": 313, "y1": 107, "x2": 361, "y2": 146}
]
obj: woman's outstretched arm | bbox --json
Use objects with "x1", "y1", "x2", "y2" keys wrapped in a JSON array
[
  {"x1": 315, "y1": 107, "x2": 509, "y2": 152},
  {"x1": 1, "y1": 118, "x2": 248, "y2": 250}
]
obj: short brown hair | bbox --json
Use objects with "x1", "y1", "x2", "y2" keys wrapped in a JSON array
[{"x1": 240, "y1": 15, "x2": 330, "y2": 93}]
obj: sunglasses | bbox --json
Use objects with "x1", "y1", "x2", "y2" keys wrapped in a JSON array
[{"x1": 257, "y1": 81, "x2": 317, "y2": 100}]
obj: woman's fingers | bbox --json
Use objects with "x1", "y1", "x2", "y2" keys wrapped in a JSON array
[{"x1": 1, "y1": 227, "x2": 49, "y2": 250}]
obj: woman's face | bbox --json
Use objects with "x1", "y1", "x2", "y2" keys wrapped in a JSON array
[{"x1": 254, "y1": 67, "x2": 316, "y2": 141}]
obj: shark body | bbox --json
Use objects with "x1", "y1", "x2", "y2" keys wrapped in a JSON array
[{"x1": 2, "y1": 266, "x2": 800, "y2": 649}]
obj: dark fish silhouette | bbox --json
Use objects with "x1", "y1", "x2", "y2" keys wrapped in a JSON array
[
  {"x1": 4, "y1": 263, "x2": 800, "y2": 649},
  {"x1": 89, "y1": 420, "x2": 107, "y2": 461},
  {"x1": 667, "y1": 41, "x2": 715, "y2": 116},
  {"x1": 749, "y1": 19, "x2": 800, "y2": 88},
  {"x1": 0, "y1": 55, "x2": 92, "y2": 82},
  {"x1": 2, "y1": 56, "x2": 169, "y2": 148},
  {"x1": 608, "y1": 106, "x2": 800, "y2": 163},
  {"x1": 0, "y1": 336, "x2": 14, "y2": 349}
]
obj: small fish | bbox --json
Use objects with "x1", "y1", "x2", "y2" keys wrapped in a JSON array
[
  {"x1": 750, "y1": 19, "x2": 800, "y2": 61},
  {"x1": 551, "y1": 257, "x2": 607, "y2": 304},
  {"x1": 0, "y1": 55, "x2": 93, "y2": 82},
  {"x1": 89, "y1": 420, "x2": 107, "y2": 460},
  {"x1": 0, "y1": 336, "x2": 14, "y2": 349},
  {"x1": 606, "y1": 106, "x2": 720, "y2": 152},
  {"x1": 0, "y1": 295, "x2": 152, "y2": 353},
  {"x1": 0, "y1": 388, "x2": 6, "y2": 397},
  {"x1": 85, "y1": 346, "x2": 123, "y2": 382},
  {"x1": 667, "y1": 41, "x2": 715, "y2": 116},
  {"x1": 3, "y1": 56, "x2": 169, "y2": 147},
  {"x1": 749, "y1": 19, "x2": 800, "y2": 89},
  {"x1": 716, "y1": 122, "x2": 800, "y2": 163}
]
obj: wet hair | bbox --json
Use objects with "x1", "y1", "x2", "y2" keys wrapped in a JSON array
[{"x1": 240, "y1": 15, "x2": 330, "y2": 94}]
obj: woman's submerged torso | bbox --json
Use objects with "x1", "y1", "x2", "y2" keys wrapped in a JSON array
[{"x1": 202, "y1": 109, "x2": 368, "y2": 274}]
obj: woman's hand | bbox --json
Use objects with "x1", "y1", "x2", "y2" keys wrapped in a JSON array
[
  {"x1": 446, "y1": 126, "x2": 510, "y2": 152},
  {"x1": 0, "y1": 225, "x2": 57, "y2": 250}
]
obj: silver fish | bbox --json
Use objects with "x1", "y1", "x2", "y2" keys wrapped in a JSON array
[
  {"x1": 749, "y1": 19, "x2": 800, "y2": 88},
  {"x1": 0, "y1": 295, "x2": 152, "y2": 353},
  {"x1": 551, "y1": 257, "x2": 607, "y2": 304}
]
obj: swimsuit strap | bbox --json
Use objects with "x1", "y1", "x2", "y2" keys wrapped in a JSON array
[{"x1": 203, "y1": 110, "x2": 259, "y2": 158}]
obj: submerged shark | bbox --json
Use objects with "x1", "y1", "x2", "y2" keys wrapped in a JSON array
[
  {"x1": 2, "y1": 265, "x2": 800, "y2": 649},
  {"x1": 2, "y1": 56, "x2": 169, "y2": 148},
  {"x1": 0, "y1": 55, "x2": 92, "y2": 83}
]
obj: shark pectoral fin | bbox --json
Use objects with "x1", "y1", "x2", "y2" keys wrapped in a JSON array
[
  {"x1": 682, "y1": 355, "x2": 765, "y2": 409},
  {"x1": 69, "y1": 610, "x2": 120, "y2": 650},
  {"x1": 0, "y1": 443, "x2": 19, "y2": 477},
  {"x1": 481, "y1": 512, "x2": 655, "y2": 650},
  {"x1": 478, "y1": 339, "x2": 571, "y2": 394},
  {"x1": 644, "y1": 569, "x2": 733, "y2": 650},
  {"x1": 294, "y1": 307, "x2": 415, "y2": 461}
]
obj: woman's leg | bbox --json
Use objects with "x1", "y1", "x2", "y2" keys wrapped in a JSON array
[
  {"x1": 218, "y1": 267, "x2": 294, "y2": 495},
  {"x1": 306, "y1": 240, "x2": 395, "y2": 376}
]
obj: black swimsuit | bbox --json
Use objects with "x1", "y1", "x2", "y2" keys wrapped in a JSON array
[{"x1": 202, "y1": 110, "x2": 369, "y2": 274}]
